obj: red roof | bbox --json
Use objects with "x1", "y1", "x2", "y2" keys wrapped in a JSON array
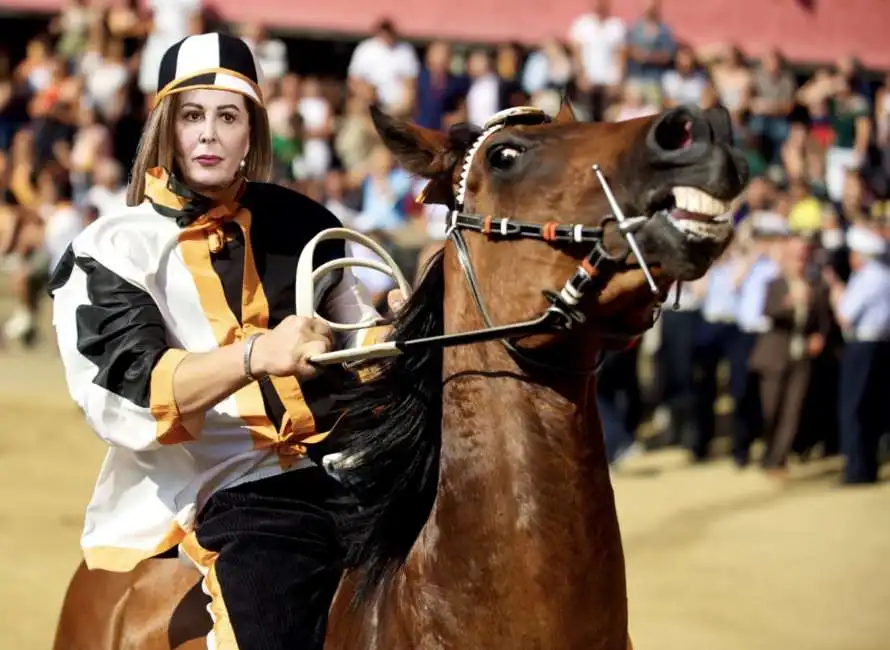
[{"x1": 3, "y1": 0, "x2": 890, "y2": 69}]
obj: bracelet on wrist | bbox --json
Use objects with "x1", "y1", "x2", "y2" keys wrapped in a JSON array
[{"x1": 243, "y1": 333, "x2": 265, "y2": 382}]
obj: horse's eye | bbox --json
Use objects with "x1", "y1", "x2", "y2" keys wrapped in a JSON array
[{"x1": 487, "y1": 145, "x2": 523, "y2": 171}]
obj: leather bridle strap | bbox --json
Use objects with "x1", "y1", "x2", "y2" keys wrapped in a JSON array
[{"x1": 446, "y1": 213, "x2": 607, "y2": 243}]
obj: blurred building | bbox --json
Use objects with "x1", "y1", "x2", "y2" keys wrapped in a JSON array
[{"x1": 2, "y1": 0, "x2": 889, "y2": 68}]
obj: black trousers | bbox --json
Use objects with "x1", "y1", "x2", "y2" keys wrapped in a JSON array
[
  {"x1": 181, "y1": 466, "x2": 350, "y2": 650},
  {"x1": 596, "y1": 345, "x2": 642, "y2": 462},
  {"x1": 839, "y1": 341, "x2": 890, "y2": 484},
  {"x1": 657, "y1": 310, "x2": 702, "y2": 446},
  {"x1": 691, "y1": 320, "x2": 740, "y2": 460},
  {"x1": 728, "y1": 330, "x2": 763, "y2": 466}
]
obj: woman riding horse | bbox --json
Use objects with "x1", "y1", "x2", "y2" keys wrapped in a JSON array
[
  {"x1": 48, "y1": 32, "x2": 400, "y2": 649},
  {"x1": 52, "y1": 32, "x2": 750, "y2": 650}
]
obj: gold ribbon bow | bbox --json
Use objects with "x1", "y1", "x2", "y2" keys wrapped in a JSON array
[{"x1": 189, "y1": 203, "x2": 239, "y2": 254}]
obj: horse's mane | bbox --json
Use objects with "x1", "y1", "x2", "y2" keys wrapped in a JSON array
[{"x1": 322, "y1": 248, "x2": 446, "y2": 603}]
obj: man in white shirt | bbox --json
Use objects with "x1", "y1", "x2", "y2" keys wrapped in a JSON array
[
  {"x1": 239, "y1": 23, "x2": 287, "y2": 83},
  {"x1": 84, "y1": 158, "x2": 127, "y2": 219},
  {"x1": 347, "y1": 18, "x2": 419, "y2": 116},
  {"x1": 464, "y1": 49, "x2": 501, "y2": 127},
  {"x1": 661, "y1": 46, "x2": 708, "y2": 108},
  {"x1": 138, "y1": 0, "x2": 202, "y2": 97},
  {"x1": 568, "y1": 0, "x2": 627, "y2": 121}
]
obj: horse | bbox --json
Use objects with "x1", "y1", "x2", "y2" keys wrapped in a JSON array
[{"x1": 52, "y1": 100, "x2": 748, "y2": 649}]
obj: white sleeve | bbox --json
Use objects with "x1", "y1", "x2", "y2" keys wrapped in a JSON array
[
  {"x1": 347, "y1": 41, "x2": 370, "y2": 80},
  {"x1": 568, "y1": 16, "x2": 587, "y2": 45},
  {"x1": 322, "y1": 267, "x2": 388, "y2": 349},
  {"x1": 50, "y1": 248, "x2": 202, "y2": 451},
  {"x1": 400, "y1": 45, "x2": 420, "y2": 78}
]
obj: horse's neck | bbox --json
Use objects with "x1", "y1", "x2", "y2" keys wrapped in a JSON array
[{"x1": 398, "y1": 287, "x2": 628, "y2": 647}]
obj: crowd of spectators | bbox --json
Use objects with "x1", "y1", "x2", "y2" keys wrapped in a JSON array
[{"x1": 1, "y1": 0, "x2": 889, "y2": 481}]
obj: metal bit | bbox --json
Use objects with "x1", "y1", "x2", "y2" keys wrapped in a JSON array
[{"x1": 592, "y1": 164, "x2": 660, "y2": 294}]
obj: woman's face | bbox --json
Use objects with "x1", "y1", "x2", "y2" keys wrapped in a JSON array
[
  {"x1": 676, "y1": 48, "x2": 694, "y2": 72},
  {"x1": 174, "y1": 89, "x2": 251, "y2": 194}
]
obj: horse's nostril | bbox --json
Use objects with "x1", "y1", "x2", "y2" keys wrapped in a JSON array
[{"x1": 653, "y1": 113, "x2": 693, "y2": 151}]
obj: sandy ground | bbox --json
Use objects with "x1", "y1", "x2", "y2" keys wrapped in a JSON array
[{"x1": 0, "y1": 337, "x2": 888, "y2": 650}]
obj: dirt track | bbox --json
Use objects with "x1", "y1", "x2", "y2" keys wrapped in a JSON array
[{"x1": 1, "y1": 344, "x2": 888, "y2": 650}]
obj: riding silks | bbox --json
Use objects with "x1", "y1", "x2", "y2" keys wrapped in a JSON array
[{"x1": 49, "y1": 167, "x2": 383, "y2": 572}]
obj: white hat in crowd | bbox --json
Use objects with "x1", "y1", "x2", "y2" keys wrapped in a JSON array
[{"x1": 846, "y1": 224, "x2": 887, "y2": 257}]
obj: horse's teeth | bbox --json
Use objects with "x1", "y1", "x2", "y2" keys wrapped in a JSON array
[
  {"x1": 671, "y1": 187, "x2": 730, "y2": 217},
  {"x1": 667, "y1": 215, "x2": 728, "y2": 240}
]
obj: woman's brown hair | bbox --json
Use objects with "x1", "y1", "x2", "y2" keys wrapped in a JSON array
[{"x1": 126, "y1": 93, "x2": 273, "y2": 206}]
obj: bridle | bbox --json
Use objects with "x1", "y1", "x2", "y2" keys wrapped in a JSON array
[
  {"x1": 445, "y1": 106, "x2": 665, "y2": 373},
  {"x1": 297, "y1": 106, "x2": 665, "y2": 372}
]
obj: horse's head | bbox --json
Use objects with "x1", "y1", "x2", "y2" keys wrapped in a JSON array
[{"x1": 371, "y1": 101, "x2": 748, "y2": 343}]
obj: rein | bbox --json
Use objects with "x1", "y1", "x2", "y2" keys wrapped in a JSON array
[{"x1": 299, "y1": 106, "x2": 663, "y2": 370}]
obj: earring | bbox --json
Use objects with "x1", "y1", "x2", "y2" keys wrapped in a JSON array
[{"x1": 239, "y1": 159, "x2": 246, "y2": 170}]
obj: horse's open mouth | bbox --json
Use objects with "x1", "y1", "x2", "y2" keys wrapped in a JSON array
[
  {"x1": 646, "y1": 186, "x2": 733, "y2": 243},
  {"x1": 635, "y1": 184, "x2": 739, "y2": 282}
]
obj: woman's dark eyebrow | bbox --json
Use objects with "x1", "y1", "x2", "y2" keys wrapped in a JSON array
[{"x1": 180, "y1": 102, "x2": 241, "y2": 112}]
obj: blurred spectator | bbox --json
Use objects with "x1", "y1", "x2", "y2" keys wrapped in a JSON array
[
  {"x1": 322, "y1": 168, "x2": 361, "y2": 227},
  {"x1": 598, "y1": 343, "x2": 645, "y2": 466},
  {"x1": 830, "y1": 168, "x2": 870, "y2": 234},
  {"x1": 708, "y1": 45, "x2": 752, "y2": 126},
  {"x1": 693, "y1": 244, "x2": 742, "y2": 461},
  {"x1": 781, "y1": 106, "x2": 825, "y2": 188},
  {"x1": 48, "y1": 0, "x2": 97, "y2": 61},
  {"x1": 625, "y1": 0, "x2": 676, "y2": 102},
  {"x1": 334, "y1": 94, "x2": 378, "y2": 178},
  {"x1": 521, "y1": 38, "x2": 573, "y2": 98},
  {"x1": 749, "y1": 49, "x2": 796, "y2": 163},
  {"x1": 750, "y1": 232, "x2": 833, "y2": 473},
  {"x1": 39, "y1": 167, "x2": 85, "y2": 274},
  {"x1": 347, "y1": 18, "x2": 419, "y2": 116},
  {"x1": 137, "y1": 0, "x2": 202, "y2": 100},
  {"x1": 239, "y1": 23, "x2": 287, "y2": 83},
  {"x1": 2, "y1": 163, "x2": 68, "y2": 346},
  {"x1": 658, "y1": 279, "x2": 707, "y2": 449},
  {"x1": 786, "y1": 178, "x2": 823, "y2": 233},
  {"x1": 660, "y1": 45, "x2": 708, "y2": 108},
  {"x1": 464, "y1": 49, "x2": 501, "y2": 127},
  {"x1": 296, "y1": 76, "x2": 334, "y2": 180},
  {"x1": 14, "y1": 36, "x2": 56, "y2": 94},
  {"x1": 8, "y1": 129, "x2": 39, "y2": 212},
  {"x1": 351, "y1": 145, "x2": 413, "y2": 234},
  {"x1": 415, "y1": 41, "x2": 467, "y2": 130},
  {"x1": 1, "y1": 52, "x2": 31, "y2": 151},
  {"x1": 495, "y1": 43, "x2": 529, "y2": 109},
  {"x1": 608, "y1": 80, "x2": 658, "y2": 122},
  {"x1": 69, "y1": 104, "x2": 113, "y2": 204},
  {"x1": 267, "y1": 72, "x2": 301, "y2": 138},
  {"x1": 796, "y1": 66, "x2": 836, "y2": 151},
  {"x1": 82, "y1": 38, "x2": 130, "y2": 122},
  {"x1": 568, "y1": 0, "x2": 626, "y2": 121},
  {"x1": 875, "y1": 73, "x2": 890, "y2": 160},
  {"x1": 106, "y1": 0, "x2": 149, "y2": 59},
  {"x1": 0, "y1": 150, "x2": 14, "y2": 255},
  {"x1": 273, "y1": 112, "x2": 303, "y2": 181},
  {"x1": 832, "y1": 54, "x2": 871, "y2": 102},
  {"x1": 824, "y1": 225, "x2": 890, "y2": 484},
  {"x1": 29, "y1": 60, "x2": 79, "y2": 171},
  {"x1": 824, "y1": 78, "x2": 872, "y2": 203},
  {"x1": 84, "y1": 157, "x2": 127, "y2": 218},
  {"x1": 730, "y1": 208, "x2": 787, "y2": 467}
]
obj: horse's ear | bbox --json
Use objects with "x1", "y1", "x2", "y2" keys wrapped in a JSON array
[
  {"x1": 370, "y1": 105, "x2": 450, "y2": 178},
  {"x1": 554, "y1": 96, "x2": 578, "y2": 125}
]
